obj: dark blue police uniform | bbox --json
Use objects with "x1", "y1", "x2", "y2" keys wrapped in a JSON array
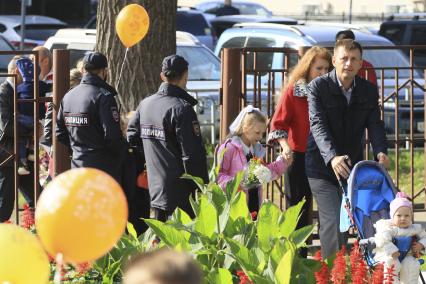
[
  {"x1": 127, "y1": 55, "x2": 208, "y2": 220},
  {"x1": 56, "y1": 52, "x2": 127, "y2": 183}
]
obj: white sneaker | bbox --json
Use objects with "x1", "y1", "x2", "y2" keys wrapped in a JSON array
[{"x1": 18, "y1": 166, "x2": 30, "y2": 175}]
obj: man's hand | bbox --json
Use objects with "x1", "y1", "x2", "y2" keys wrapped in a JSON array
[
  {"x1": 377, "y1": 152, "x2": 390, "y2": 169},
  {"x1": 331, "y1": 155, "x2": 352, "y2": 180}
]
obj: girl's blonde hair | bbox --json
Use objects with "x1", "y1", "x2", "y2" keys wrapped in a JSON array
[
  {"x1": 285, "y1": 46, "x2": 332, "y2": 90},
  {"x1": 234, "y1": 110, "x2": 267, "y2": 136},
  {"x1": 69, "y1": 68, "x2": 82, "y2": 89}
]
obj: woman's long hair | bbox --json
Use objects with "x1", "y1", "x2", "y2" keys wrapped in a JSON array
[{"x1": 285, "y1": 46, "x2": 332, "y2": 91}]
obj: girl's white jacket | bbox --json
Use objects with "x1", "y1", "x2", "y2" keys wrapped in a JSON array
[{"x1": 374, "y1": 219, "x2": 426, "y2": 265}]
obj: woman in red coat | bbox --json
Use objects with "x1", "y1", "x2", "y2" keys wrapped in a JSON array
[{"x1": 268, "y1": 46, "x2": 332, "y2": 257}]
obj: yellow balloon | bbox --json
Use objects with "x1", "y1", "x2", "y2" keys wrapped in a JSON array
[
  {"x1": 0, "y1": 224, "x2": 50, "y2": 284},
  {"x1": 116, "y1": 4, "x2": 150, "y2": 48},
  {"x1": 35, "y1": 168, "x2": 128, "y2": 263}
]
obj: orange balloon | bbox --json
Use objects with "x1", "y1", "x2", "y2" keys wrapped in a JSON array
[
  {"x1": 0, "y1": 224, "x2": 50, "y2": 284},
  {"x1": 116, "y1": 4, "x2": 150, "y2": 48},
  {"x1": 35, "y1": 168, "x2": 128, "y2": 263}
]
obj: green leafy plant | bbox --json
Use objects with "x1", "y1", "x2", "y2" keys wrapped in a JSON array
[{"x1": 144, "y1": 173, "x2": 320, "y2": 283}]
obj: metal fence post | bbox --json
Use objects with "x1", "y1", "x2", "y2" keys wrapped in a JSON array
[
  {"x1": 220, "y1": 48, "x2": 241, "y2": 142},
  {"x1": 52, "y1": 49, "x2": 70, "y2": 176}
]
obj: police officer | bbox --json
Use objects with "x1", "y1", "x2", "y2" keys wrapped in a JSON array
[
  {"x1": 127, "y1": 55, "x2": 209, "y2": 221},
  {"x1": 56, "y1": 52, "x2": 127, "y2": 183}
]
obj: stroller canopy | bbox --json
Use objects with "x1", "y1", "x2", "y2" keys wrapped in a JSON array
[{"x1": 347, "y1": 161, "x2": 398, "y2": 239}]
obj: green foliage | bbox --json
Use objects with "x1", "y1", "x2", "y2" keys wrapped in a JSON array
[
  {"x1": 90, "y1": 223, "x2": 156, "y2": 283},
  {"x1": 143, "y1": 174, "x2": 320, "y2": 283}
]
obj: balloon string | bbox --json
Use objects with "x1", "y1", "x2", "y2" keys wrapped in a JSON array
[
  {"x1": 116, "y1": 47, "x2": 129, "y2": 90},
  {"x1": 116, "y1": 47, "x2": 129, "y2": 113},
  {"x1": 53, "y1": 253, "x2": 64, "y2": 284}
]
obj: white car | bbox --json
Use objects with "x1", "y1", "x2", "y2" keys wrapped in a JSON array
[
  {"x1": 44, "y1": 29, "x2": 221, "y2": 142},
  {"x1": 0, "y1": 15, "x2": 67, "y2": 50},
  {"x1": 0, "y1": 35, "x2": 16, "y2": 82}
]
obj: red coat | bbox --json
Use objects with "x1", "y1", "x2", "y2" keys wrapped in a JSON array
[
  {"x1": 359, "y1": 60, "x2": 377, "y2": 86},
  {"x1": 270, "y1": 85, "x2": 310, "y2": 152}
]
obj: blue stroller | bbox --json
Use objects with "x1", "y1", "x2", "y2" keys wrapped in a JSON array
[{"x1": 340, "y1": 160, "x2": 425, "y2": 283}]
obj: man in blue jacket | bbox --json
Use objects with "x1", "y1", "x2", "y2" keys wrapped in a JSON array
[
  {"x1": 0, "y1": 56, "x2": 39, "y2": 221},
  {"x1": 127, "y1": 55, "x2": 208, "y2": 221},
  {"x1": 307, "y1": 39, "x2": 390, "y2": 258}
]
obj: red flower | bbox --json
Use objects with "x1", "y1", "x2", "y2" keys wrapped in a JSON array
[
  {"x1": 313, "y1": 250, "x2": 329, "y2": 284},
  {"x1": 349, "y1": 240, "x2": 368, "y2": 284},
  {"x1": 21, "y1": 203, "x2": 34, "y2": 229},
  {"x1": 384, "y1": 264, "x2": 396, "y2": 284},
  {"x1": 236, "y1": 270, "x2": 253, "y2": 284},
  {"x1": 75, "y1": 262, "x2": 91, "y2": 277},
  {"x1": 250, "y1": 211, "x2": 257, "y2": 220},
  {"x1": 371, "y1": 263, "x2": 384, "y2": 284},
  {"x1": 47, "y1": 254, "x2": 55, "y2": 263},
  {"x1": 330, "y1": 246, "x2": 347, "y2": 284},
  {"x1": 152, "y1": 238, "x2": 159, "y2": 246}
]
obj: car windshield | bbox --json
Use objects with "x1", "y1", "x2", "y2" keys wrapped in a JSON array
[
  {"x1": 177, "y1": 45, "x2": 220, "y2": 81},
  {"x1": 363, "y1": 49, "x2": 423, "y2": 78},
  {"x1": 15, "y1": 24, "x2": 66, "y2": 41},
  {"x1": 234, "y1": 3, "x2": 271, "y2": 16},
  {"x1": 0, "y1": 37, "x2": 13, "y2": 70},
  {"x1": 177, "y1": 12, "x2": 211, "y2": 36}
]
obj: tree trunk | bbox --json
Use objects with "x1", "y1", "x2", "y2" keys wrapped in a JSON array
[{"x1": 96, "y1": 0, "x2": 177, "y2": 113}]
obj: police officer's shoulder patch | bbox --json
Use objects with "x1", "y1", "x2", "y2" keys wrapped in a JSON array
[
  {"x1": 111, "y1": 106, "x2": 119, "y2": 123},
  {"x1": 192, "y1": 121, "x2": 201, "y2": 136}
]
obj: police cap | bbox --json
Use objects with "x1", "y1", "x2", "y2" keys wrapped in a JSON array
[
  {"x1": 161, "y1": 55, "x2": 188, "y2": 78},
  {"x1": 83, "y1": 52, "x2": 108, "y2": 71}
]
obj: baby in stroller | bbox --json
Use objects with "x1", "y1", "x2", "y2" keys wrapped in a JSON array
[{"x1": 374, "y1": 192, "x2": 426, "y2": 283}]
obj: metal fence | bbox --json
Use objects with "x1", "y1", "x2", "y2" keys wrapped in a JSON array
[
  {"x1": 0, "y1": 50, "x2": 70, "y2": 224},
  {"x1": 220, "y1": 45, "x2": 426, "y2": 211}
]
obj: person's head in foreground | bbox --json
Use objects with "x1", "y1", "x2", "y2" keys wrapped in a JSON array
[
  {"x1": 390, "y1": 192, "x2": 413, "y2": 229},
  {"x1": 123, "y1": 248, "x2": 203, "y2": 284}
]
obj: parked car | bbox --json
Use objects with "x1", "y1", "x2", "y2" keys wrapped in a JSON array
[
  {"x1": 215, "y1": 23, "x2": 425, "y2": 143},
  {"x1": 0, "y1": 15, "x2": 67, "y2": 50},
  {"x1": 195, "y1": 0, "x2": 272, "y2": 16},
  {"x1": 0, "y1": 35, "x2": 16, "y2": 81},
  {"x1": 177, "y1": 7, "x2": 216, "y2": 50},
  {"x1": 85, "y1": 9, "x2": 217, "y2": 50},
  {"x1": 379, "y1": 13, "x2": 426, "y2": 67},
  {"x1": 44, "y1": 28, "x2": 96, "y2": 67},
  {"x1": 44, "y1": 29, "x2": 221, "y2": 142},
  {"x1": 210, "y1": 15, "x2": 297, "y2": 37}
]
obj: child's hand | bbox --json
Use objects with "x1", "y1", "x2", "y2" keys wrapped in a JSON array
[
  {"x1": 391, "y1": 251, "x2": 400, "y2": 259},
  {"x1": 412, "y1": 241, "x2": 424, "y2": 254},
  {"x1": 278, "y1": 139, "x2": 293, "y2": 165}
]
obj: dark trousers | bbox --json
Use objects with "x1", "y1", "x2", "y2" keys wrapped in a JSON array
[
  {"x1": 285, "y1": 151, "x2": 312, "y2": 257},
  {"x1": 0, "y1": 162, "x2": 37, "y2": 222},
  {"x1": 308, "y1": 177, "x2": 348, "y2": 259},
  {"x1": 122, "y1": 149, "x2": 151, "y2": 236},
  {"x1": 153, "y1": 193, "x2": 196, "y2": 222},
  {"x1": 128, "y1": 189, "x2": 150, "y2": 235}
]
